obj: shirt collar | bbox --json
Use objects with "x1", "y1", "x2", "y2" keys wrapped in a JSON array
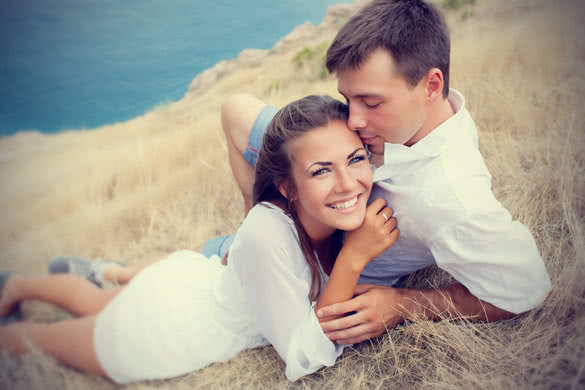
[{"x1": 373, "y1": 89, "x2": 465, "y2": 183}]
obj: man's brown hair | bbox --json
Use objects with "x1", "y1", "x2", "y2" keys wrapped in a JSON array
[{"x1": 326, "y1": 0, "x2": 451, "y2": 98}]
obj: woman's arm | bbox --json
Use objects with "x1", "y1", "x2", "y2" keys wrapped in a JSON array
[
  {"x1": 315, "y1": 198, "x2": 399, "y2": 321},
  {"x1": 231, "y1": 202, "x2": 397, "y2": 380}
]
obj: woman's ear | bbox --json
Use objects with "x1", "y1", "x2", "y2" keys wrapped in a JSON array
[{"x1": 277, "y1": 181, "x2": 288, "y2": 199}]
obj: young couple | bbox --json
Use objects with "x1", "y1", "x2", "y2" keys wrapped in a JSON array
[{"x1": 0, "y1": 0, "x2": 551, "y2": 384}]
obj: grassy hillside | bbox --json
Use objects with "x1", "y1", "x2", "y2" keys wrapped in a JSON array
[{"x1": 1, "y1": 0, "x2": 584, "y2": 388}]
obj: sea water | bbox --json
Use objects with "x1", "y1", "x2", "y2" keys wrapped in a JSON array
[{"x1": 0, "y1": 0, "x2": 351, "y2": 136}]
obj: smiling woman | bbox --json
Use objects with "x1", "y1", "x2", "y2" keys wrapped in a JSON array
[
  {"x1": 284, "y1": 119, "x2": 372, "y2": 242},
  {"x1": 0, "y1": 95, "x2": 399, "y2": 384}
]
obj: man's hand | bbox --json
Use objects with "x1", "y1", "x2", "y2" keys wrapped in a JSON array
[
  {"x1": 317, "y1": 282, "x2": 518, "y2": 345},
  {"x1": 317, "y1": 284, "x2": 407, "y2": 344}
]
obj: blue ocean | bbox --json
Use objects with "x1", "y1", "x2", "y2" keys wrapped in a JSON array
[{"x1": 0, "y1": 0, "x2": 350, "y2": 136}]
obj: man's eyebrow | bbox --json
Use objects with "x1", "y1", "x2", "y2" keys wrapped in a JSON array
[
  {"x1": 337, "y1": 89, "x2": 383, "y2": 100},
  {"x1": 356, "y1": 93, "x2": 383, "y2": 99}
]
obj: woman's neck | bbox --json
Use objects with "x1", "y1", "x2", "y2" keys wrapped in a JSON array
[
  {"x1": 311, "y1": 237, "x2": 329, "y2": 252},
  {"x1": 312, "y1": 234, "x2": 340, "y2": 276}
]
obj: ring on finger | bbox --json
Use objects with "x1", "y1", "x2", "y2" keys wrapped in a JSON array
[{"x1": 380, "y1": 213, "x2": 389, "y2": 222}]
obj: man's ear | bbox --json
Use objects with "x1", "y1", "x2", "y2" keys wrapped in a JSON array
[{"x1": 424, "y1": 68, "x2": 444, "y2": 101}]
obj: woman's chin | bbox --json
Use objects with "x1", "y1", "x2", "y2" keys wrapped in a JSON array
[{"x1": 337, "y1": 210, "x2": 367, "y2": 231}]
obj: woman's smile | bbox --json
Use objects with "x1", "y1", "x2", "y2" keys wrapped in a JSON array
[{"x1": 327, "y1": 193, "x2": 362, "y2": 213}]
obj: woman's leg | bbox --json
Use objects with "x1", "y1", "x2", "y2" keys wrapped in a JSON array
[
  {"x1": 0, "y1": 316, "x2": 106, "y2": 377},
  {"x1": 221, "y1": 93, "x2": 269, "y2": 216},
  {"x1": 0, "y1": 274, "x2": 121, "y2": 317},
  {"x1": 50, "y1": 252, "x2": 167, "y2": 287}
]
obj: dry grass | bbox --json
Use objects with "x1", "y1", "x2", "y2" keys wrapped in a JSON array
[{"x1": 1, "y1": 0, "x2": 584, "y2": 388}]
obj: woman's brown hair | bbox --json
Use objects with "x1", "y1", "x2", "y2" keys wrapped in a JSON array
[{"x1": 252, "y1": 95, "x2": 349, "y2": 301}]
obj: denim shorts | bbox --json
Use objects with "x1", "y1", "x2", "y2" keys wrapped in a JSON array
[{"x1": 242, "y1": 104, "x2": 278, "y2": 167}]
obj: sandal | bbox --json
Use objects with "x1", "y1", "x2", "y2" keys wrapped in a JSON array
[{"x1": 48, "y1": 256, "x2": 126, "y2": 287}]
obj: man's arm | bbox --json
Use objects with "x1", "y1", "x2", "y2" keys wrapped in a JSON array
[{"x1": 317, "y1": 282, "x2": 516, "y2": 345}]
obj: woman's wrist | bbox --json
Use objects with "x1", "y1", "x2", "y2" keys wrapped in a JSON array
[{"x1": 336, "y1": 246, "x2": 369, "y2": 274}]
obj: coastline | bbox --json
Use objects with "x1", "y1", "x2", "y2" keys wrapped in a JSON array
[
  {"x1": 0, "y1": 2, "x2": 356, "y2": 165},
  {"x1": 0, "y1": 2, "x2": 357, "y2": 141}
]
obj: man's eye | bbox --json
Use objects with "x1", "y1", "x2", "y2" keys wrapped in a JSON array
[{"x1": 365, "y1": 102, "x2": 381, "y2": 108}]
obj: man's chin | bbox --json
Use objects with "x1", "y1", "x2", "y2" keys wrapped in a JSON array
[{"x1": 366, "y1": 144, "x2": 385, "y2": 156}]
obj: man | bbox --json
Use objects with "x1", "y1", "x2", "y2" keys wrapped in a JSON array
[{"x1": 221, "y1": 0, "x2": 551, "y2": 345}]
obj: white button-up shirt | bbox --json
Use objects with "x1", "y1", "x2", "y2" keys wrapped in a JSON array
[
  {"x1": 215, "y1": 203, "x2": 344, "y2": 381},
  {"x1": 359, "y1": 89, "x2": 551, "y2": 314}
]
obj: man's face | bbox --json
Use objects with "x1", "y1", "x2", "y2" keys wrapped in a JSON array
[{"x1": 337, "y1": 48, "x2": 429, "y2": 155}]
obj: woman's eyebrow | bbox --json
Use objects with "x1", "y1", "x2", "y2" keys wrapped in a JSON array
[
  {"x1": 305, "y1": 148, "x2": 366, "y2": 172},
  {"x1": 306, "y1": 161, "x2": 332, "y2": 172},
  {"x1": 347, "y1": 147, "x2": 366, "y2": 159}
]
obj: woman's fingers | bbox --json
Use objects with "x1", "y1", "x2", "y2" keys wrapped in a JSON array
[
  {"x1": 377, "y1": 205, "x2": 394, "y2": 227},
  {"x1": 386, "y1": 217, "x2": 397, "y2": 230},
  {"x1": 367, "y1": 198, "x2": 387, "y2": 217}
]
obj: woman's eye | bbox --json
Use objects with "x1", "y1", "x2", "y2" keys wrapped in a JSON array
[
  {"x1": 312, "y1": 167, "x2": 330, "y2": 176},
  {"x1": 365, "y1": 102, "x2": 381, "y2": 109},
  {"x1": 349, "y1": 155, "x2": 366, "y2": 165}
]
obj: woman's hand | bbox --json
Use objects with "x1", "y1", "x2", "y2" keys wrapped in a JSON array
[
  {"x1": 342, "y1": 198, "x2": 399, "y2": 271},
  {"x1": 315, "y1": 198, "x2": 399, "y2": 322}
]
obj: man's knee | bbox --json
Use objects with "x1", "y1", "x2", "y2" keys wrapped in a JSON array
[{"x1": 221, "y1": 93, "x2": 266, "y2": 153}]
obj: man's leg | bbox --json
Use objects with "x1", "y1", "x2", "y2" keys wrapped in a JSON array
[{"x1": 221, "y1": 93, "x2": 273, "y2": 216}]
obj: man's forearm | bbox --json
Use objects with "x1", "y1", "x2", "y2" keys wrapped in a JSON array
[{"x1": 397, "y1": 283, "x2": 517, "y2": 323}]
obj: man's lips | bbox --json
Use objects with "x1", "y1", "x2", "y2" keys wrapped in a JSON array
[{"x1": 359, "y1": 135, "x2": 378, "y2": 144}]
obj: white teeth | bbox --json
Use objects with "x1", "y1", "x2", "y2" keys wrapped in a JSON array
[{"x1": 330, "y1": 196, "x2": 358, "y2": 210}]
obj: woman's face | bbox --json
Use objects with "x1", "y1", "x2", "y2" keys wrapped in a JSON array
[{"x1": 285, "y1": 119, "x2": 373, "y2": 242}]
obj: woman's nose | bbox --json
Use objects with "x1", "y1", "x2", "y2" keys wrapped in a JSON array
[{"x1": 335, "y1": 168, "x2": 357, "y2": 192}]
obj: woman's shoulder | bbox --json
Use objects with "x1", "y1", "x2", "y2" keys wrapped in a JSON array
[
  {"x1": 234, "y1": 202, "x2": 299, "y2": 254},
  {"x1": 245, "y1": 202, "x2": 294, "y2": 229},
  {"x1": 230, "y1": 202, "x2": 309, "y2": 276}
]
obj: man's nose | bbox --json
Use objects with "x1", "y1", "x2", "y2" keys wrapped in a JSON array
[{"x1": 347, "y1": 105, "x2": 367, "y2": 131}]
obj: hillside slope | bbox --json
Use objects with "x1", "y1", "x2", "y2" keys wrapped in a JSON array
[{"x1": 0, "y1": 0, "x2": 584, "y2": 389}]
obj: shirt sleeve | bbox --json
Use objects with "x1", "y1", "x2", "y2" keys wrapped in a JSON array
[
  {"x1": 429, "y1": 207, "x2": 552, "y2": 314},
  {"x1": 230, "y1": 206, "x2": 344, "y2": 381}
]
